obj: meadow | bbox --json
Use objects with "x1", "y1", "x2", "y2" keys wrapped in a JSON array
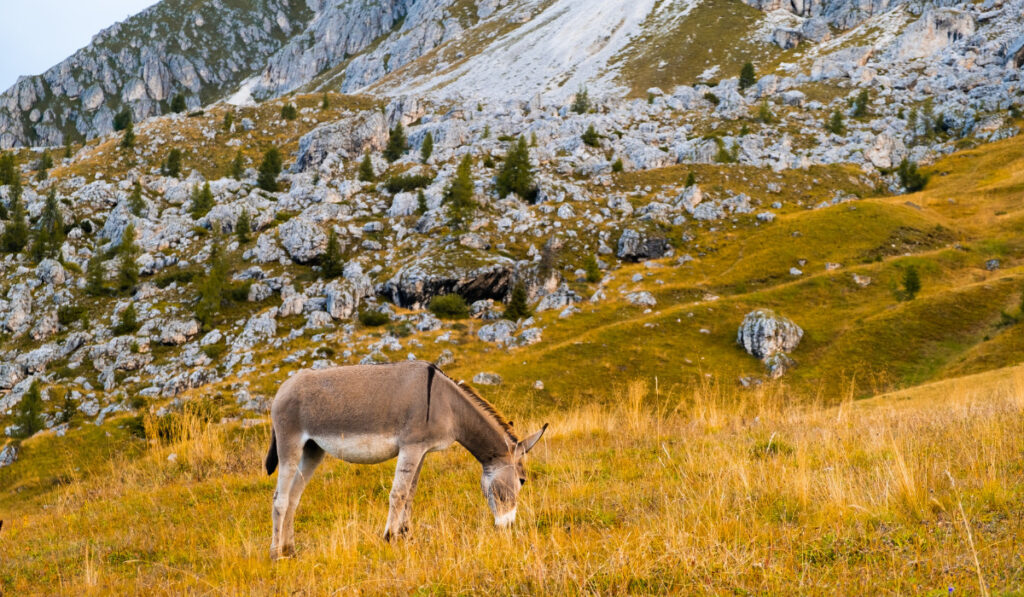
[{"x1": 2, "y1": 366, "x2": 1022, "y2": 594}]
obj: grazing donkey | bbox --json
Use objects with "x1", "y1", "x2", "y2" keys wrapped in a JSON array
[{"x1": 265, "y1": 361, "x2": 547, "y2": 559}]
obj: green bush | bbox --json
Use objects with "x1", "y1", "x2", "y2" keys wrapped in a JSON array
[
  {"x1": 58, "y1": 304, "x2": 87, "y2": 326},
  {"x1": 358, "y1": 310, "x2": 390, "y2": 327},
  {"x1": 428, "y1": 294, "x2": 469, "y2": 319},
  {"x1": 15, "y1": 381, "x2": 45, "y2": 438},
  {"x1": 280, "y1": 104, "x2": 298, "y2": 120},
  {"x1": 897, "y1": 159, "x2": 929, "y2": 192},
  {"x1": 611, "y1": 158, "x2": 624, "y2": 173},
  {"x1": 258, "y1": 147, "x2": 282, "y2": 192},
  {"x1": 384, "y1": 174, "x2": 433, "y2": 193},
  {"x1": 584, "y1": 255, "x2": 602, "y2": 283},
  {"x1": 739, "y1": 62, "x2": 756, "y2": 91},
  {"x1": 113, "y1": 303, "x2": 140, "y2": 335},
  {"x1": 504, "y1": 283, "x2": 532, "y2": 321},
  {"x1": 170, "y1": 94, "x2": 187, "y2": 113},
  {"x1": 902, "y1": 265, "x2": 921, "y2": 300},
  {"x1": 582, "y1": 125, "x2": 600, "y2": 147}
]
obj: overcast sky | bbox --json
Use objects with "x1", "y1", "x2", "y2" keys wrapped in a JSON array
[{"x1": 0, "y1": 0, "x2": 157, "y2": 92}]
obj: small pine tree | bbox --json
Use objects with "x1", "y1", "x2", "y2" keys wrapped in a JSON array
[
  {"x1": 190, "y1": 182, "x2": 214, "y2": 219},
  {"x1": 685, "y1": 171, "x2": 696, "y2": 187},
  {"x1": 230, "y1": 150, "x2": 244, "y2": 180},
  {"x1": 321, "y1": 229, "x2": 345, "y2": 278},
  {"x1": 421, "y1": 132, "x2": 434, "y2": 163},
  {"x1": 170, "y1": 93, "x2": 187, "y2": 113},
  {"x1": 86, "y1": 250, "x2": 106, "y2": 296},
  {"x1": 572, "y1": 86, "x2": 590, "y2": 114},
  {"x1": 826, "y1": 110, "x2": 845, "y2": 135},
  {"x1": 36, "y1": 149, "x2": 52, "y2": 181},
  {"x1": 113, "y1": 108, "x2": 131, "y2": 132},
  {"x1": 0, "y1": 151, "x2": 16, "y2": 185},
  {"x1": 739, "y1": 62, "x2": 757, "y2": 91},
  {"x1": 163, "y1": 148, "x2": 183, "y2": 178},
  {"x1": 280, "y1": 104, "x2": 298, "y2": 120},
  {"x1": 235, "y1": 209, "x2": 252, "y2": 244},
  {"x1": 902, "y1": 265, "x2": 921, "y2": 300},
  {"x1": 358, "y1": 152, "x2": 375, "y2": 182},
  {"x1": 113, "y1": 303, "x2": 140, "y2": 335},
  {"x1": 117, "y1": 222, "x2": 140, "y2": 292},
  {"x1": 852, "y1": 90, "x2": 870, "y2": 118},
  {"x1": 758, "y1": 101, "x2": 775, "y2": 124},
  {"x1": 257, "y1": 147, "x2": 282, "y2": 192},
  {"x1": 320, "y1": 92, "x2": 330, "y2": 111},
  {"x1": 897, "y1": 159, "x2": 929, "y2": 192},
  {"x1": 14, "y1": 381, "x2": 45, "y2": 438},
  {"x1": 128, "y1": 181, "x2": 145, "y2": 216},
  {"x1": 611, "y1": 158, "x2": 624, "y2": 173},
  {"x1": 223, "y1": 111, "x2": 234, "y2": 131},
  {"x1": 384, "y1": 122, "x2": 408, "y2": 162},
  {"x1": 581, "y1": 124, "x2": 600, "y2": 147},
  {"x1": 31, "y1": 189, "x2": 64, "y2": 262},
  {"x1": 446, "y1": 154, "x2": 475, "y2": 224},
  {"x1": 496, "y1": 136, "x2": 535, "y2": 201},
  {"x1": 416, "y1": 189, "x2": 428, "y2": 215},
  {"x1": 120, "y1": 119, "x2": 135, "y2": 149},
  {"x1": 504, "y1": 282, "x2": 531, "y2": 321},
  {"x1": 1, "y1": 177, "x2": 29, "y2": 254},
  {"x1": 584, "y1": 255, "x2": 601, "y2": 283},
  {"x1": 196, "y1": 242, "x2": 228, "y2": 329}
]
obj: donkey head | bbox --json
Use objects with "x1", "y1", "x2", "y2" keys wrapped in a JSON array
[{"x1": 481, "y1": 424, "x2": 547, "y2": 527}]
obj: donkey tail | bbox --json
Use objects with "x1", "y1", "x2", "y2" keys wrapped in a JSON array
[{"x1": 265, "y1": 428, "x2": 278, "y2": 475}]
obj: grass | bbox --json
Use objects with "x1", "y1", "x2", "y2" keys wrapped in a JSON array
[{"x1": 2, "y1": 368, "x2": 1022, "y2": 594}]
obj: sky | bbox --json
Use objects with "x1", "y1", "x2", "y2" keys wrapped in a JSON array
[{"x1": 0, "y1": 0, "x2": 157, "y2": 92}]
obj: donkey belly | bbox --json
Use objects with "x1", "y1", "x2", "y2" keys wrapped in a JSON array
[{"x1": 311, "y1": 433, "x2": 400, "y2": 464}]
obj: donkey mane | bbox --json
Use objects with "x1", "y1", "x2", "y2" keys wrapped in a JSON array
[{"x1": 434, "y1": 366, "x2": 518, "y2": 442}]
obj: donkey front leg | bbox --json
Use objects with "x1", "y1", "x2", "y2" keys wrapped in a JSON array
[
  {"x1": 281, "y1": 442, "x2": 325, "y2": 557},
  {"x1": 270, "y1": 440, "x2": 302, "y2": 561},
  {"x1": 384, "y1": 447, "x2": 427, "y2": 541}
]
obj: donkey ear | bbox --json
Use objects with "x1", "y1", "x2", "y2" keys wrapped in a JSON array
[{"x1": 516, "y1": 423, "x2": 548, "y2": 456}]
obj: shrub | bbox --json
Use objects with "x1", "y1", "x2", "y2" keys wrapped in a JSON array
[
  {"x1": 758, "y1": 101, "x2": 775, "y2": 124},
  {"x1": 257, "y1": 147, "x2": 282, "y2": 192},
  {"x1": 196, "y1": 243, "x2": 228, "y2": 329},
  {"x1": 236, "y1": 209, "x2": 252, "y2": 244},
  {"x1": 384, "y1": 122, "x2": 408, "y2": 162},
  {"x1": 58, "y1": 304, "x2": 87, "y2": 326},
  {"x1": 504, "y1": 283, "x2": 532, "y2": 321},
  {"x1": 202, "y1": 342, "x2": 228, "y2": 360},
  {"x1": 572, "y1": 86, "x2": 590, "y2": 114},
  {"x1": 113, "y1": 303, "x2": 140, "y2": 335},
  {"x1": 703, "y1": 92, "x2": 720, "y2": 106},
  {"x1": 280, "y1": 104, "x2": 298, "y2": 120},
  {"x1": 611, "y1": 158, "x2": 624, "y2": 173},
  {"x1": 113, "y1": 108, "x2": 132, "y2": 132},
  {"x1": 321, "y1": 229, "x2": 345, "y2": 278},
  {"x1": 30, "y1": 189, "x2": 64, "y2": 262},
  {"x1": 582, "y1": 124, "x2": 600, "y2": 147},
  {"x1": 170, "y1": 93, "x2": 187, "y2": 113},
  {"x1": 0, "y1": 151, "x2": 16, "y2": 185},
  {"x1": 320, "y1": 93, "x2": 330, "y2": 110},
  {"x1": 223, "y1": 111, "x2": 234, "y2": 131},
  {"x1": 120, "y1": 119, "x2": 135, "y2": 149},
  {"x1": 230, "y1": 150, "x2": 244, "y2": 180},
  {"x1": 685, "y1": 171, "x2": 696, "y2": 187},
  {"x1": 852, "y1": 90, "x2": 870, "y2": 118},
  {"x1": 86, "y1": 251, "x2": 107, "y2": 296},
  {"x1": 128, "y1": 182, "x2": 145, "y2": 216},
  {"x1": 739, "y1": 62, "x2": 756, "y2": 91},
  {"x1": 358, "y1": 309, "x2": 390, "y2": 327},
  {"x1": 429, "y1": 294, "x2": 469, "y2": 319},
  {"x1": 897, "y1": 159, "x2": 929, "y2": 192},
  {"x1": 826, "y1": 110, "x2": 845, "y2": 135},
  {"x1": 190, "y1": 182, "x2": 214, "y2": 219},
  {"x1": 584, "y1": 255, "x2": 601, "y2": 283},
  {"x1": 417, "y1": 190, "x2": 428, "y2": 214},
  {"x1": 384, "y1": 174, "x2": 433, "y2": 194}
]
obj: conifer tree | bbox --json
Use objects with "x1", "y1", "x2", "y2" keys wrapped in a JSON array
[
  {"x1": 321, "y1": 229, "x2": 345, "y2": 278},
  {"x1": 416, "y1": 189, "x2": 427, "y2": 215},
  {"x1": 739, "y1": 62, "x2": 756, "y2": 91},
  {"x1": 31, "y1": 189, "x2": 64, "y2": 262},
  {"x1": 36, "y1": 149, "x2": 52, "y2": 181},
  {"x1": 117, "y1": 222, "x2": 140, "y2": 292},
  {"x1": 384, "y1": 122, "x2": 408, "y2": 162},
  {"x1": 113, "y1": 108, "x2": 132, "y2": 132},
  {"x1": 581, "y1": 124, "x2": 600, "y2": 147},
  {"x1": 113, "y1": 303, "x2": 139, "y2": 335},
  {"x1": 163, "y1": 148, "x2": 182, "y2": 178},
  {"x1": 86, "y1": 249, "x2": 106, "y2": 296},
  {"x1": 496, "y1": 136, "x2": 535, "y2": 201},
  {"x1": 196, "y1": 241, "x2": 228, "y2": 329},
  {"x1": 128, "y1": 181, "x2": 145, "y2": 216},
  {"x1": 358, "y1": 152, "x2": 375, "y2": 182},
  {"x1": 170, "y1": 93, "x2": 187, "y2": 113},
  {"x1": 280, "y1": 104, "x2": 298, "y2": 120},
  {"x1": 0, "y1": 151, "x2": 16, "y2": 185},
  {"x1": 257, "y1": 147, "x2": 282, "y2": 192},
  {"x1": 685, "y1": 171, "x2": 696, "y2": 187},
  {"x1": 504, "y1": 282, "x2": 531, "y2": 321},
  {"x1": 230, "y1": 150, "x2": 244, "y2": 180},
  {"x1": 14, "y1": 381, "x2": 44, "y2": 438},
  {"x1": 320, "y1": 92, "x2": 330, "y2": 110},
  {"x1": 120, "y1": 118, "x2": 135, "y2": 149},
  {"x1": 1, "y1": 176, "x2": 29, "y2": 254},
  {"x1": 446, "y1": 154, "x2": 475, "y2": 224},
  {"x1": 223, "y1": 111, "x2": 234, "y2": 131},
  {"x1": 572, "y1": 86, "x2": 590, "y2": 114},
  {"x1": 235, "y1": 209, "x2": 252, "y2": 244},
  {"x1": 902, "y1": 265, "x2": 921, "y2": 300},
  {"x1": 421, "y1": 132, "x2": 434, "y2": 163},
  {"x1": 852, "y1": 90, "x2": 870, "y2": 118},
  {"x1": 190, "y1": 182, "x2": 214, "y2": 219},
  {"x1": 826, "y1": 110, "x2": 845, "y2": 135}
]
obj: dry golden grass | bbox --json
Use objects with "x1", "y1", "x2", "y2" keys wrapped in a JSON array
[{"x1": 2, "y1": 366, "x2": 1022, "y2": 594}]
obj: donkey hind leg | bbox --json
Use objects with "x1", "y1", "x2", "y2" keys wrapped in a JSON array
[
  {"x1": 384, "y1": 447, "x2": 427, "y2": 542},
  {"x1": 270, "y1": 436, "x2": 302, "y2": 561},
  {"x1": 282, "y1": 441, "x2": 325, "y2": 556}
]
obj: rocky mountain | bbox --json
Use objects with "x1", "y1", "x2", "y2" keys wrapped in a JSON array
[{"x1": 5, "y1": 0, "x2": 1024, "y2": 148}]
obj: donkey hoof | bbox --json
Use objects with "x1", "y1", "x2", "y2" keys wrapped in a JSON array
[{"x1": 282, "y1": 544, "x2": 296, "y2": 557}]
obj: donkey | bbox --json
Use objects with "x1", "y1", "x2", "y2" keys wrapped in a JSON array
[{"x1": 264, "y1": 360, "x2": 547, "y2": 559}]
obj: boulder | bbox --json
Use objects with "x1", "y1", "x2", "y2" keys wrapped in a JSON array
[
  {"x1": 0, "y1": 443, "x2": 17, "y2": 468},
  {"x1": 36, "y1": 259, "x2": 65, "y2": 285},
  {"x1": 473, "y1": 372, "x2": 503, "y2": 386},
  {"x1": 617, "y1": 229, "x2": 669, "y2": 262},
  {"x1": 894, "y1": 9, "x2": 976, "y2": 61},
  {"x1": 160, "y1": 319, "x2": 200, "y2": 346},
  {"x1": 625, "y1": 291, "x2": 657, "y2": 307},
  {"x1": 278, "y1": 217, "x2": 328, "y2": 264},
  {"x1": 292, "y1": 111, "x2": 389, "y2": 172},
  {"x1": 381, "y1": 254, "x2": 515, "y2": 310},
  {"x1": 737, "y1": 310, "x2": 803, "y2": 361},
  {"x1": 865, "y1": 133, "x2": 906, "y2": 170},
  {"x1": 478, "y1": 319, "x2": 517, "y2": 344}
]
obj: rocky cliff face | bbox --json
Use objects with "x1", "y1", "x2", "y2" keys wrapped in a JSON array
[{"x1": 0, "y1": 0, "x2": 317, "y2": 148}]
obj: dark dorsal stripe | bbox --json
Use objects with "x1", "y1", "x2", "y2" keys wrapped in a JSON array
[{"x1": 426, "y1": 363, "x2": 436, "y2": 422}]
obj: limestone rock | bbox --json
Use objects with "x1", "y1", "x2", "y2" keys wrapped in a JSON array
[{"x1": 737, "y1": 310, "x2": 803, "y2": 361}]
